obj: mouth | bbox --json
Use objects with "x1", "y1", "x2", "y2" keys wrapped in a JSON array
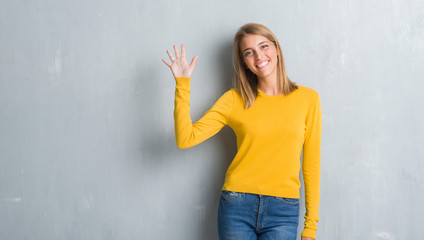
[{"x1": 256, "y1": 60, "x2": 269, "y2": 69}]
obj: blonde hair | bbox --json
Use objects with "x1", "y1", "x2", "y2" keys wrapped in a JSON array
[{"x1": 233, "y1": 23, "x2": 298, "y2": 109}]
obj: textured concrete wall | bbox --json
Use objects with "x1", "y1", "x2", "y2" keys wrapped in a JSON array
[{"x1": 1, "y1": 0, "x2": 423, "y2": 239}]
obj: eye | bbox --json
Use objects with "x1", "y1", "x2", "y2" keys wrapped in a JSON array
[
  {"x1": 261, "y1": 44, "x2": 269, "y2": 49},
  {"x1": 244, "y1": 51, "x2": 252, "y2": 57}
]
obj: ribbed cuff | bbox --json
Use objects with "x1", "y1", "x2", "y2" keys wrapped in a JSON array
[
  {"x1": 175, "y1": 77, "x2": 190, "y2": 90},
  {"x1": 301, "y1": 228, "x2": 316, "y2": 239}
]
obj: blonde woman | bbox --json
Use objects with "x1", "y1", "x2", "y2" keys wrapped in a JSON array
[{"x1": 162, "y1": 23, "x2": 322, "y2": 240}]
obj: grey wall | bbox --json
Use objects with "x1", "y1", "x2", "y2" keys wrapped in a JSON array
[{"x1": 1, "y1": 0, "x2": 423, "y2": 239}]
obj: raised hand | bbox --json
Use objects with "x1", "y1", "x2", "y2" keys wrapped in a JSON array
[{"x1": 162, "y1": 44, "x2": 199, "y2": 78}]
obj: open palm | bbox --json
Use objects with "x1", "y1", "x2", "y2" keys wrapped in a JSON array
[{"x1": 162, "y1": 44, "x2": 199, "y2": 78}]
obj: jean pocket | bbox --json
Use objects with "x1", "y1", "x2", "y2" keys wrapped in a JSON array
[
  {"x1": 221, "y1": 191, "x2": 245, "y2": 200},
  {"x1": 276, "y1": 197, "x2": 300, "y2": 205}
]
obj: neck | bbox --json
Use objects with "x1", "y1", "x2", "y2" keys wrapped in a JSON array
[{"x1": 257, "y1": 74, "x2": 281, "y2": 95}]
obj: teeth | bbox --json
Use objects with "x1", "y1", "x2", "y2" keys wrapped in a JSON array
[{"x1": 257, "y1": 61, "x2": 268, "y2": 67}]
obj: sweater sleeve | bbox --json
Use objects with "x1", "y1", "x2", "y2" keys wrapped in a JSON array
[
  {"x1": 174, "y1": 77, "x2": 233, "y2": 149},
  {"x1": 301, "y1": 93, "x2": 322, "y2": 239}
]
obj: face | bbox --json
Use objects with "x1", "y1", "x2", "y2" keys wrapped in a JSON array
[{"x1": 240, "y1": 34, "x2": 278, "y2": 80}]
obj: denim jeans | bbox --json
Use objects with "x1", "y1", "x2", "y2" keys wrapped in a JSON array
[{"x1": 218, "y1": 190, "x2": 299, "y2": 240}]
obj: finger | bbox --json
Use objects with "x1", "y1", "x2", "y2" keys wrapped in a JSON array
[
  {"x1": 166, "y1": 49, "x2": 175, "y2": 62},
  {"x1": 190, "y1": 55, "x2": 199, "y2": 68},
  {"x1": 173, "y1": 45, "x2": 180, "y2": 59},
  {"x1": 162, "y1": 58, "x2": 172, "y2": 67},
  {"x1": 181, "y1": 44, "x2": 186, "y2": 59}
]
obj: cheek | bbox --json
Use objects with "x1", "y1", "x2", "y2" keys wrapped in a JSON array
[
  {"x1": 244, "y1": 58, "x2": 254, "y2": 67},
  {"x1": 269, "y1": 49, "x2": 278, "y2": 58}
]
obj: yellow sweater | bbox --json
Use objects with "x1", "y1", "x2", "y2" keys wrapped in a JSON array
[{"x1": 174, "y1": 77, "x2": 322, "y2": 238}]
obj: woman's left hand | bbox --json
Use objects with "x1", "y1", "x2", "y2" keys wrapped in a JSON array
[{"x1": 301, "y1": 237, "x2": 315, "y2": 240}]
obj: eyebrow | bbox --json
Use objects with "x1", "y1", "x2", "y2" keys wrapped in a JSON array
[{"x1": 242, "y1": 41, "x2": 269, "y2": 52}]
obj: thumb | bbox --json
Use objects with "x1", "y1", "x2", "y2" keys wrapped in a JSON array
[{"x1": 190, "y1": 55, "x2": 199, "y2": 68}]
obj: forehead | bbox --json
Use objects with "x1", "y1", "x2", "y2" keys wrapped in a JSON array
[{"x1": 240, "y1": 34, "x2": 270, "y2": 50}]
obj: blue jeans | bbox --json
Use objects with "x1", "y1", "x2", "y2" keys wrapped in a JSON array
[{"x1": 218, "y1": 190, "x2": 299, "y2": 240}]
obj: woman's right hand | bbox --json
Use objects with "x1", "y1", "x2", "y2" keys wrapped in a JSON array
[{"x1": 162, "y1": 44, "x2": 199, "y2": 78}]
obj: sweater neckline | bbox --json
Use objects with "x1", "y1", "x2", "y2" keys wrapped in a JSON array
[{"x1": 257, "y1": 88, "x2": 285, "y2": 98}]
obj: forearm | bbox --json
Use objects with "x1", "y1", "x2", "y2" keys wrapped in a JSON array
[{"x1": 174, "y1": 77, "x2": 196, "y2": 149}]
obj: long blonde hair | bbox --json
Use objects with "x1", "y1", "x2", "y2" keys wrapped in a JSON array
[{"x1": 233, "y1": 23, "x2": 298, "y2": 109}]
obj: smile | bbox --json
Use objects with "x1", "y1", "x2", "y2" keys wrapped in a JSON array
[{"x1": 256, "y1": 61, "x2": 269, "y2": 69}]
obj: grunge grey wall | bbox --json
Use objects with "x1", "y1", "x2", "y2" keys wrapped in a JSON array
[{"x1": 1, "y1": 0, "x2": 423, "y2": 239}]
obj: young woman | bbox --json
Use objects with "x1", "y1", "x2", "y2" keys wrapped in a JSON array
[{"x1": 162, "y1": 23, "x2": 322, "y2": 240}]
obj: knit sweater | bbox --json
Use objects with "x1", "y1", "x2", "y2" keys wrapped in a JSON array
[{"x1": 174, "y1": 77, "x2": 322, "y2": 238}]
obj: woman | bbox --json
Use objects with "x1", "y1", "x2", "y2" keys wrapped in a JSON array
[{"x1": 162, "y1": 23, "x2": 321, "y2": 240}]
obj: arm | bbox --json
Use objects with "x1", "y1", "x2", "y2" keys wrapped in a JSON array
[
  {"x1": 174, "y1": 77, "x2": 233, "y2": 148},
  {"x1": 301, "y1": 93, "x2": 322, "y2": 239}
]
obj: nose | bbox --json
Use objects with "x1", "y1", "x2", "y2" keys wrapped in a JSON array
[{"x1": 255, "y1": 51, "x2": 264, "y2": 60}]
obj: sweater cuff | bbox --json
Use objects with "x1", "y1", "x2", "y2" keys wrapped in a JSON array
[
  {"x1": 301, "y1": 228, "x2": 316, "y2": 239},
  {"x1": 175, "y1": 77, "x2": 190, "y2": 90}
]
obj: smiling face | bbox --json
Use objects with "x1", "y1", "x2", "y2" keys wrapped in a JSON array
[{"x1": 240, "y1": 34, "x2": 279, "y2": 81}]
